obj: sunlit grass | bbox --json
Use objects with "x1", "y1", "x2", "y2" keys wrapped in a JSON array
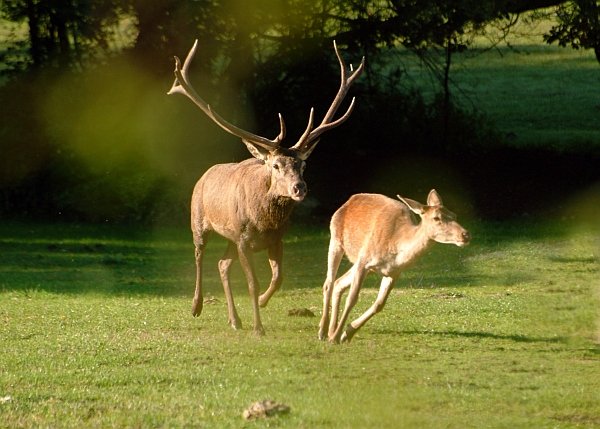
[
  {"x1": 0, "y1": 220, "x2": 598, "y2": 428},
  {"x1": 384, "y1": 17, "x2": 600, "y2": 149}
]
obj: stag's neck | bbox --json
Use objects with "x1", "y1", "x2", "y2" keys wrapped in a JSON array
[{"x1": 248, "y1": 168, "x2": 296, "y2": 231}]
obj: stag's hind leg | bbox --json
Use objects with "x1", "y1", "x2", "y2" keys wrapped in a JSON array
[
  {"x1": 219, "y1": 241, "x2": 242, "y2": 329},
  {"x1": 237, "y1": 243, "x2": 265, "y2": 336},
  {"x1": 340, "y1": 276, "x2": 396, "y2": 343},
  {"x1": 192, "y1": 229, "x2": 212, "y2": 317}
]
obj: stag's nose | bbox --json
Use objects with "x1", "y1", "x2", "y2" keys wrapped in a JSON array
[{"x1": 292, "y1": 182, "x2": 307, "y2": 200}]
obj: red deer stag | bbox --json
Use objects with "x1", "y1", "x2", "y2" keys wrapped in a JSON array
[
  {"x1": 318, "y1": 190, "x2": 471, "y2": 343},
  {"x1": 168, "y1": 40, "x2": 364, "y2": 336}
]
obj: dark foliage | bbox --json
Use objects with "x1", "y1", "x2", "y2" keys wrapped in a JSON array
[{"x1": 1, "y1": 0, "x2": 599, "y2": 226}]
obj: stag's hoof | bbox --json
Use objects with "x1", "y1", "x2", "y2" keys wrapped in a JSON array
[
  {"x1": 229, "y1": 317, "x2": 243, "y2": 330},
  {"x1": 253, "y1": 325, "x2": 266, "y2": 337},
  {"x1": 191, "y1": 299, "x2": 203, "y2": 317}
]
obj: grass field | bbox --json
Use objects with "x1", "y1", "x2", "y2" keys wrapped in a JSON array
[
  {"x1": 1, "y1": 219, "x2": 598, "y2": 428},
  {"x1": 384, "y1": 21, "x2": 600, "y2": 149}
]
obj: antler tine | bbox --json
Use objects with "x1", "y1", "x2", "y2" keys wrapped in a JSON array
[
  {"x1": 168, "y1": 40, "x2": 283, "y2": 151},
  {"x1": 292, "y1": 41, "x2": 364, "y2": 151},
  {"x1": 275, "y1": 113, "x2": 286, "y2": 143},
  {"x1": 297, "y1": 108, "x2": 315, "y2": 147}
]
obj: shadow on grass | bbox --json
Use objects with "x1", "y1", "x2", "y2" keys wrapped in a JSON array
[
  {"x1": 393, "y1": 329, "x2": 566, "y2": 344},
  {"x1": 0, "y1": 219, "x2": 593, "y2": 297}
]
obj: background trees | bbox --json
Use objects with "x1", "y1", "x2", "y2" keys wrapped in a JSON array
[{"x1": 0, "y1": 0, "x2": 599, "y2": 223}]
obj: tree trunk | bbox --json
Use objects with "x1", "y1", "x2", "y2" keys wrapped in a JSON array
[{"x1": 25, "y1": 0, "x2": 42, "y2": 69}]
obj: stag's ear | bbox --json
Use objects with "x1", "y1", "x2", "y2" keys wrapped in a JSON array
[
  {"x1": 397, "y1": 195, "x2": 425, "y2": 215},
  {"x1": 243, "y1": 139, "x2": 271, "y2": 161},
  {"x1": 427, "y1": 189, "x2": 443, "y2": 206},
  {"x1": 296, "y1": 139, "x2": 320, "y2": 161}
]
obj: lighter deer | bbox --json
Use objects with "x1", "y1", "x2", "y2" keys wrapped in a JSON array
[
  {"x1": 318, "y1": 190, "x2": 471, "y2": 343},
  {"x1": 168, "y1": 40, "x2": 364, "y2": 336}
]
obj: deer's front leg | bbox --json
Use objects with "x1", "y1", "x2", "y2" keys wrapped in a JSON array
[
  {"x1": 237, "y1": 244, "x2": 265, "y2": 336},
  {"x1": 219, "y1": 241, "x2": 242, "y2": 329},
  {"x1": 258, "y1": 240, "x2": 283, "y2": 308},
  {"x1": 341, "y1": 276, "x2": 396, "y2": 343}
]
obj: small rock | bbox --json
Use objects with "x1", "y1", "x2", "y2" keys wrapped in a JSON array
[
  {"x1": 243, "y1": 400, "x2": 290, "y2": 421},
  {"x1": 1, "y1": 396, "x2": 12, "y2": 404},
  {"x1": 287, "y1": 308, "x2": 315, "y2": 317}
]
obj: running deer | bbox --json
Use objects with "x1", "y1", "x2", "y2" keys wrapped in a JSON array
[
  {"x1": 168, "y1": 40, "x2": 364, "y2": 336},
  {"x1": 318, "y1": 190, "x2": 471, "y2": 343}
]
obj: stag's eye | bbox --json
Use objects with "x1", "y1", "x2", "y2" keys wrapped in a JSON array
[
  {"x1": 433, "y1": 216, "x2": 441, "y2": 222},
  {"x1": 273, "y1": 163, "x2": 280, "y2": 171}
]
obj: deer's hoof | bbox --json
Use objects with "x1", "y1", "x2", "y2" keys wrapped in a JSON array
[
  {"x1": 253, "y1": 327, "x2": 266, "y2": 337},
  {"x1": 258, "y1": 295, "x2": 269, "y2": 308},
  {"x1": 192, "y1": 299, "x2": 203, "y2": 317},
  {"x1": 340, "y1": 324, "x2": 357, "y2": 343},
  {"x1": 229, "y1": 318, "x2": 243, "y2": 330}
]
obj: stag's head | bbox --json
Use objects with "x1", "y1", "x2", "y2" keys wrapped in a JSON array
[
  {"x1": 168, "y1": 40, "x2": 364, "y2": 202},
  {"x1": 397, "y1": 190, "x2": 471, "y2": 248}
]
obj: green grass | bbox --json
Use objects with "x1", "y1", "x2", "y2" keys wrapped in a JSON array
[{"x1": 1, "y1": 219, "x2": 599, "y2": 428}]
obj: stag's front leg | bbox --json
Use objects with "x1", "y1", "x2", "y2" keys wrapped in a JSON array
[
  {"x1": 341, "y1": 276, "x2": 396, "y2": 343},
  {"x1": 237, "y1": 243, "x2": 265, "y2": 336},
  {"x1": 258, "y1": 240, "x2": 283, "y2": 308},
  {"x1": 219, "y1": 241, "x2": 242, "y2": 329}
]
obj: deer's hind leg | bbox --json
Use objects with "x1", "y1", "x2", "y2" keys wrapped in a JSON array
[
  {"x1": 318, "y1": 239, "x2": 345, "y2": 340},
  {"x1": 219, "y1": 241, "x2": 242, "y2": 329},
  {"x1": 192, "y1": 228, "x2": 212, "y2": 317},
  {"x1": 329, "y1": 261, "x2": 368, "y2": 343}
]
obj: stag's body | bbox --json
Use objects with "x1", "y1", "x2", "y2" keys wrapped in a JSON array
[
  {"x1": 169, "y1": 40, "x2": 363, "y2": 335},
  {"x1": 318, "y1": 191, "x2": 471, "y2": 343},
  {"x1": 191, "y1": 157, "x2": 298, "y2": 334}
]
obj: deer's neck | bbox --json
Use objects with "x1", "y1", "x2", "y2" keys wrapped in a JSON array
[{"x1": 393, "y1": 223, "x2": 435, "y2": 267}]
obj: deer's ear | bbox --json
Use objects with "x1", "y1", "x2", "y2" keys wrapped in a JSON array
[
  {"x1": 427, "y1": 189, "x2": 443, "y2": 206},
  {"x1": 397, "y1": 195, "x2": 425, "y2": 215},
  {"x1": 243, "y1": 139, "x2": 271, "y2": 161}
]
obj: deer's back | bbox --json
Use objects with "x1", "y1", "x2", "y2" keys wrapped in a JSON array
[{"x1": 331, "y1": 193, "x2": 415, "y2": 266}]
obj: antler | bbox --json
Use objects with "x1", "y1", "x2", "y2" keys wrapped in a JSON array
[
  {"x1": 291, "y1": 41, "x2": 365, "y2": 152},
  {"x1": 168, "y1": 40, "x2": 285, "y2": 151}
]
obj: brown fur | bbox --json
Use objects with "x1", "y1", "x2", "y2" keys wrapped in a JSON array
[
  {"x1": 318, "y1": 190, "x2": 471, "y2": 343},
  {"x1": 191, "y1": 151, "x2": 306, "y2": 336}
]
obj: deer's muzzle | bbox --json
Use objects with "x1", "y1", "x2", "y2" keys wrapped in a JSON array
[{"x1": 291, "y1": 182, "x2": 307, "y2": 201}]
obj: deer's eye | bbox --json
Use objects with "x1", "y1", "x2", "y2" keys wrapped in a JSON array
[
  {"x1": 433, "y1": 216, "x2": 441, "y2": 222},
  {"x1": 273, "y1": 163, "x2": 280, "y2": 171}
]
